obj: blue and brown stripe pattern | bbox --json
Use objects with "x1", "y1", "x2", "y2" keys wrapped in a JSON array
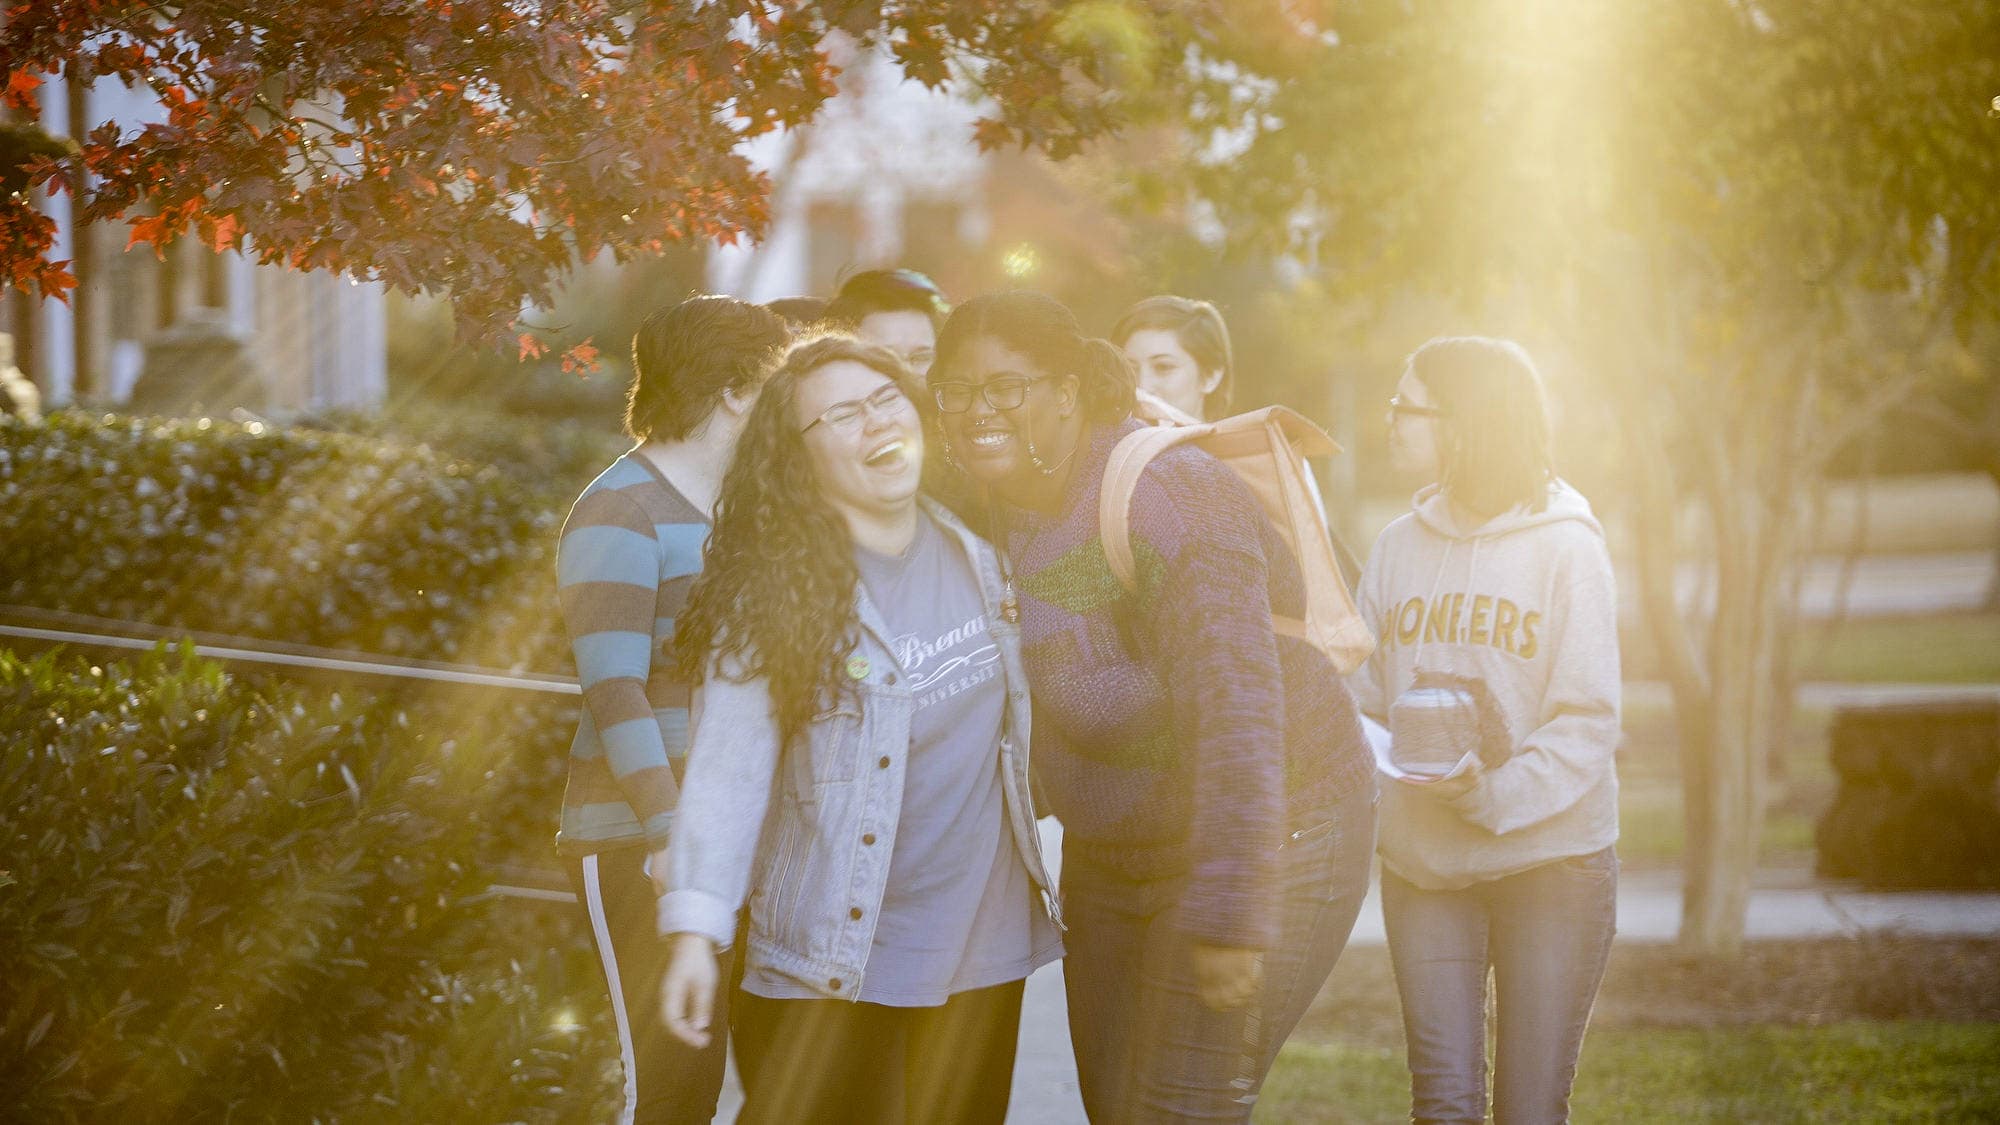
[{"x1": 555, "y1": 452, "x2": 709, "y2": 855}]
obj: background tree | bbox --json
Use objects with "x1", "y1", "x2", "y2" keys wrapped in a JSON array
[
  {"x1": 0, "y1": 0, "x2": 1202, "y2": 359},
  {"x1": 1121, "y1": 0, "x2": 2000, "y2": 952}
]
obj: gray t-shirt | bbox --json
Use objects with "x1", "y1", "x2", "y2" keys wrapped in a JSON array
[{"x1": 743, "y1": 512, "x2": 1060, "y2": 1005}]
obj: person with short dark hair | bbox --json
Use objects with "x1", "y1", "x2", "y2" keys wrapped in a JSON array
[
  {"x1": 1354, "y1": 335, "x2": 1622, "y2": 1125},
  {"x1": 763, "y1": 295, "x2": 828, "y2": 328},
  {"x1": 656, "y1": 334, "x2": 1061, "y2": 1124},
  {"x1": 557, "y1": 293, "x2": 790, "y2": 1125},
  {"x1": 927, "y1": 290, "x2": 1376, "y2": 1123},
  {"x1": 1111, "y1": 294, "x2": 1235, "y2": 420},
  {"x1": 823, "y1": 268, "x2": 950, "y2": 376}
]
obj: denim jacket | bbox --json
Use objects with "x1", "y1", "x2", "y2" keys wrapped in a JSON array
[{"x1": 657, "y1": 498, "x2": 1060, "y2": 1001}]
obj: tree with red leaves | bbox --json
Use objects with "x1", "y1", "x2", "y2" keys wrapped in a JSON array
[{"x1": 1, "y1": 1, "x2": 1197, "y2": 359}]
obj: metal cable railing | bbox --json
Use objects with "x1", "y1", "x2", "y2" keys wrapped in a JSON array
[
  {"x1": 0, "y1": 603, "x2": 581, "y2": 695},
  {"x1": 1, "y1": 603, "x2": 583, "y2": 906}
]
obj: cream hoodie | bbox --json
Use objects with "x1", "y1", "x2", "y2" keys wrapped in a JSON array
[{"x1": 1349, "y1": 479, "x2": 1621, "y2": 890}]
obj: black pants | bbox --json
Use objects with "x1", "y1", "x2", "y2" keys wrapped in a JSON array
[
  {"x1": 567, "y1": 848, "x2": 735, "y2": 1125},
  {"x1": 731, "y1": 980, "x2": 1025, "y2": 1125}
]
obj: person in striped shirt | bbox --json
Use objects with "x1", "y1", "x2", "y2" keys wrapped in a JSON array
[{"x1": 556, "y1": 294, "x2": 790, "y2": 1125}]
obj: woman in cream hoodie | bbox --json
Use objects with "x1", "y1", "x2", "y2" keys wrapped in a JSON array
[{"x1": 1351, "y1": 336, "x2": 1620, "y2": 1125}]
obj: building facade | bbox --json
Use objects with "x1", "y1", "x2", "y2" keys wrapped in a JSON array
[{"x1": 3, "y1": 73, "x2": 385, "y2": 412}]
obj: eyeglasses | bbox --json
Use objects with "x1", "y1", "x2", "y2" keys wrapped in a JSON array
[
  {"x1": 1386, "y1": 394, "x2": 1443, "y2": 422},
  {"x1": 802, "y1": 383, "x2": 916, "y2": 435},
  {"x1": 930, "y1": 376, "x2": 1051, "y2": 414}
]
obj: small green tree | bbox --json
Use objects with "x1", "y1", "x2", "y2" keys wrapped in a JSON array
[{"x1": 1128, "y1": 0, "x2": 2000, "y2": 951}]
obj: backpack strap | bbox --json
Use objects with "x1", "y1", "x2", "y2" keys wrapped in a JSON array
[{"x1": 1099, "y1": 423, "x2": 1205, "y2": 593}]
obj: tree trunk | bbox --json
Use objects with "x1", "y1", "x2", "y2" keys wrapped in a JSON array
[
  {"x1": 1686, "y1": 383, "x2": 1808, "y2": 954},
  {"x1": 1627, "y1": 377, "x2": 1799, "y2": 956},
  {"x1": 1676, "y1": 620, "x2": 1777, "y2": 955},
  {"x1": 1623, "y1": 404, "x2": 1758, "y2": 954}
]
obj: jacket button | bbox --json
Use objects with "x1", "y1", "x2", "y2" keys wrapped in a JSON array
[
  {"x1": 861, "y1": 833, "x2": 876, "y2": 845},
  {"x1": 828, "y1": 978, "x2": 842, "y2": 990},
  {"x1": 877, "y1": 756, "x2": 890, "y2": 769},
  {"x1": 849, "y1": 907, "x2": 863, "y2": 920},
  {"x1": 886, "y1": 672, "x2": 898, "y2": 685}
]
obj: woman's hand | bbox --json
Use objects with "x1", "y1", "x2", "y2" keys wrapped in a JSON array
[
  {"x1": 659, "y1": 932, "x2": 720, "y2": 1048},
  {"x1": 1393, "y1": 766, "x2": 1480, "y2": 801},
  {"x1": 1192, "y1": 943, "x2": 1265, "y2": 1011},
  {"x1": 644, "y1": 845, "x2": 673, "y2": 898}
]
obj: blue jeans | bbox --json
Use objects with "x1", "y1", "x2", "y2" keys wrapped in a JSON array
[
  {"x1": 1382, "y1": 848, "x2": 1618, "y2": 1125},
  {"x1": 1063, "y1": 781, "x2": 1377, "y2": 1124}
]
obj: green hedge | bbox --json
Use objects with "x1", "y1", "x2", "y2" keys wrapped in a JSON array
[
  {"x1": 0, "y1": 646, "x2": 617, "y2": 1121},
  {"x1": 295, "y1": 402, "x2": 627, "y2": 499},
  {"x1": 0, "y1": 411, "x2": 585, "y2": 674}
]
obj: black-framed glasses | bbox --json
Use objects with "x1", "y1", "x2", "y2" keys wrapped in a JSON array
[
  {"x1": 931, "y1": 376, "x2": 1050, "y2": 414},
  {"x1": 802, "y1": 383, "x2": 916, "y2": 435},
  {"x1": 1387, "y1": 394, "x2": 1443, "y2": 422}
]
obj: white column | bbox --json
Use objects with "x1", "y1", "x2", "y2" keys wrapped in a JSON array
[
  {"x1": 304, "y1": 273, "x2": 387, "y2": 409},
  {"x1": 32, "y1": 72, "x2": 76, "y2": 403}
]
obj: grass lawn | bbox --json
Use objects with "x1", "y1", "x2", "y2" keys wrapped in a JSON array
[
  {"x1": 1259, "y1": 1023, "x2": 2000, "y2": 1123},
  {"x1": 1620, "y1": 613, "x2": 2000, "y2": 685},
  {"x1": 1256, "y1": 940, "x2": 2000, "y2": 1124},
  {"x1": 1794, "y1": 613, "x2": 2000, "y2": 684},
  {"x1": 1612, "y1": 703, "x2": 1836, "y2": 870},
  {"x1": 1609, "y1": 610, "x2": 2000, "y2": 869}
]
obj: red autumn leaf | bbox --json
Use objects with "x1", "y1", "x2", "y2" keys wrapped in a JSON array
[
  {"x1": 516, "y1": 332, "x2": 548, "y2": 361},
  {"x1": 0, "y1": 0, "x2": 1154, "y2": 358},
  {"x1": 3, "y1": 69, "x2": 41, "y2": 110},
  {"x1": 560, "y1": 339, "x2": 601, "y2": 376},
  {"x1": 38, "y1": 261, "x2": 77, "y2": 301},
  {"x1": 202, "y1": 212, "x2": 242, "y2": 253},
  {"x1": 125, "y1": 213, "x2": 169, "y2": 253}
]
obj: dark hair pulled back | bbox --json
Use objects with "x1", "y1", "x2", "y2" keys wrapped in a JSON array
[{"x1": 932, "y1": 291, "x2": 1135, "y2": 422}]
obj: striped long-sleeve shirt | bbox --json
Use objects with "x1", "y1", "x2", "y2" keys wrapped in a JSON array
[{"x1": 555, "y1": 452, "x2": 708, "y2": 855}]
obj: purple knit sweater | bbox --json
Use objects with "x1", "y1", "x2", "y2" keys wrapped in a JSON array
[{"x1": 1003, "y1": 420, "x2": 1374, "y2": 948}]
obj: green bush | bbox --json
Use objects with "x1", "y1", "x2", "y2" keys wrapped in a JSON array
[
  {"x1": 296, "y1": 402, "x2": 627, "y2": 500},
  {"x1": 0, "y1": 411, "x2": 574, "y2": 674},
  {"x1": 0, "y1": 646, "x2": 618, "y2": 1121}
]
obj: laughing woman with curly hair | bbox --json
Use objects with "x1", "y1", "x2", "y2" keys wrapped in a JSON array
[{"x1": 654, "y1": 335, "x2": 1062, "y2": 1125}]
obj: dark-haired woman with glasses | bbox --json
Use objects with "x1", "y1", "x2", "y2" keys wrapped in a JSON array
[
  {"x1": 654, "y1": 334, "x2": 1061, "y2": 1124},
  {"x1": 1353, "y1": 337, "x2": 1621, "y2": 1124},
  {"x1": 927, "y1": 291, "x2": 1376, "y2": 1124}
]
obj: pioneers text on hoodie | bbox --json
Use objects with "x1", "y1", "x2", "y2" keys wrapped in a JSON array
[{"x1": 1349, "y1": 479, "x2": 1621, "y2": 890}]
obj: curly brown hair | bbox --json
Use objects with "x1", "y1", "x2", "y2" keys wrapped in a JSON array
[{"x1": 672, "y1": 333, "x2": 937, "y2": 751}]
